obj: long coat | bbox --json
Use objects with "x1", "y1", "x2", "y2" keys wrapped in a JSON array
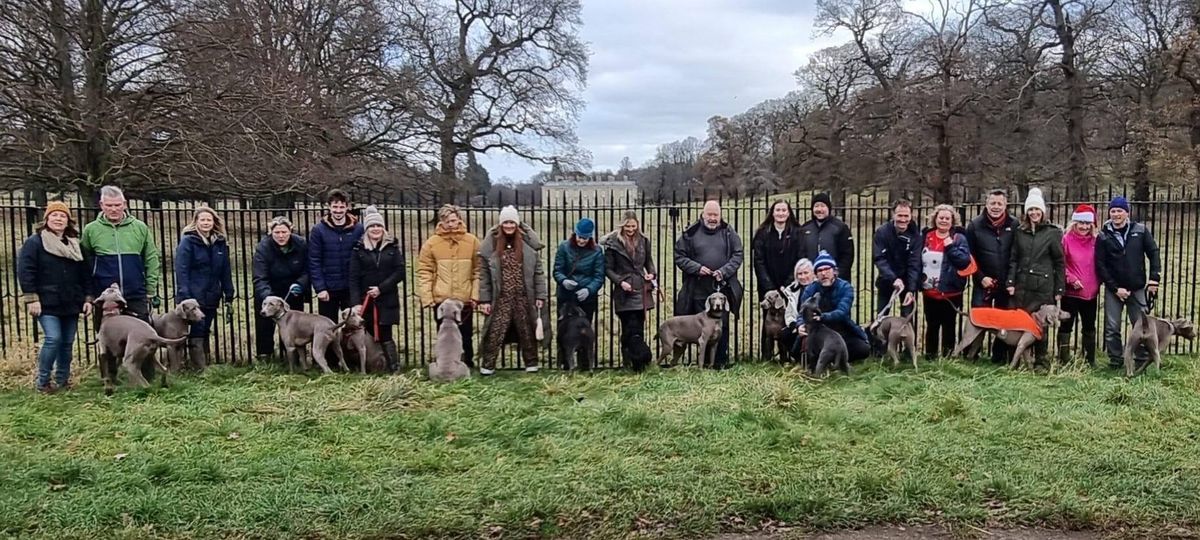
[
  {"x1": 751, "y1": 222, "x2": 803, "y2": 296},
  {"x1": 1007, "y1": 223, "x2": 1065, "y2": 312},
  {"x1": 349, "y1": 235, "x2": 406, "y2": 326},
  {"x1": 174, "y1": 229, "x2": 235, "y2": 308},
  {"x1": 601, "y1": 230, "x2": 658, "y2": 313},
  {"x1": 478, "y1": 223, "x2": 550, "y2": 346}
]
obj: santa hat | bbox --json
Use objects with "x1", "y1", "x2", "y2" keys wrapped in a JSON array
[
  {"x1": 1024, "y1": 187, "x2": 1046, "y2": 213},
  {"x1": 1071, "y1": 204, "x2": 1095, "y2": 223}
]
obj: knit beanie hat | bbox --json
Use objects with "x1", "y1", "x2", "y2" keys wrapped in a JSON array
[
  {"x1": 1109, "y1": 196, "x2": 1131, "y2": 213},
  {"x1": 44, "y1": 200, "x2": 71, "y2": 221},
  {"x1": 1071, "y1": 204, "x2": 1095, "y2": 223},
  {"x1": 1024, "y1": 187, "x2": 1046, "y2": 213},
  {"x1": 813, "y1": 250, "x2": 837, "y2": 272},
  {"x1": 574, "y1": 217, "x2": 596, "y2": 239},
  {"x1": 362, "y1": 205, "x2": 385, "y2": 228},
  {"x1": 498, "y1": 205, "x2": 520, "y2": 225},
  {"x1": 812, "y1": 192, "x2": 833, "y2": 211}
]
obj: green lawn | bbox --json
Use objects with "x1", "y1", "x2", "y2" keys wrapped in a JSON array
[{"x1": 3, "y1": 356, "x2": 1200, "y2": 539}]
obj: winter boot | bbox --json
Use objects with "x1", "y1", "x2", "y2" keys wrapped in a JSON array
[
  {"x1": 187, "y1": 338, "x2": 208, "y2": 371},
  {"x1": 382, "y1": 340, "x2": 399, "y2": 373}
]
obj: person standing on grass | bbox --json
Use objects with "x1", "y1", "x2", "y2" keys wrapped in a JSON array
[
  {"x1": 674, "y1": 200, "x2": 744, "y2": 370},
  {"x1": 554, "y1": 217, "x2": 605, "y2": 322},
  {"x1": 1059, "y1": 204, "x2": 1100, "y2": 365},
  {"x1": 800, "y1": 252, "x2": 871, "y2": 362},
  {"x1": 751, "y1": 200, "x2": 802, "y2": 300},
  {"x1": 417, "y1": 204, "x2": 481, "y2": 369},
  {"x1": 18, "y1": 201, "x2": 91, "y2": 394},
  {"x1": 965, "y1": 189, "x2": 1017, "y2": 363},
  {"x1": 1096, "y1": 196, "x2": 1161, "y2": 370},
  {"x1": 349, "y1": 206, "x2": 405, "y2": 373},
  {"x1": 174, "y1": 205, "x2": 236, "y2": 370},
  {"x1": 872, "y1": 199, "x2": 922, "y2": 317},
  {"x1": 799, "y1": 192, "x2": 855, "y2": 283},
  {"x1": 1006, "y1": 188, "x2": 1064, "y2": 364},
  {"x1": 252, "y1": 216, "x2": 309, "y2": 362},
  {"x1": 81, "y1": 185, "x2": 162, "y2": 381},
  {"x1": 780, "y1": 258, "x2": 815, "y2": 363},
  {"x1": 478, "y1": 206, "x2": 548, "y2": 375},
  {"x1": 309, "y1": 189, "x2": 364, "y2": 325},
  {"x1": 920, "y1": 204, "x2": 972, "y2": 359},
  {"x1": 602, "y1": 210, "x2": 658, "y2": 371}
]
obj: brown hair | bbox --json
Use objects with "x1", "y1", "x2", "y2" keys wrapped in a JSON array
[
  {"x1": 35, "y1": 220, "x2": 80, "y2": 238},
  {"x1": 496, "y1": 224, "x2": 524, "y2": 265}
]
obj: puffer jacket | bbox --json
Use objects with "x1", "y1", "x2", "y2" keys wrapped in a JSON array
[
  {"x1": 1007, "y1": 222, "x2": 1065, "y2": 312},
  {"x1": 800, "y1": 279, "x2": 868, "y2": 342},
  {"x1": 799, "y1": 217, "x2": 854, "y2": 282},
  {"x1": 553, "y1": 236, "x2": 605, "y2": 303},
  {"x1": 965, "y1": 213, "x2": 1017, "y2": 287},
  {"x1": 416, "y1": 222, "x2": 481, "y2": 307},
  {"x1": 174, "y1": 229, "x2": 235, "y2": 308},
  {"x1": 308, "y1": 213, "x2": 364, "y2": 294},
  {"x1": 252, "y1": 234, "x2": 309, "y2": 302},
  {"x1": 1096, "y1": 220, "x2": 1161, "y2": 292},
  {"x1": 349, "y1": 235, "x2": 405, "y2": 326}
]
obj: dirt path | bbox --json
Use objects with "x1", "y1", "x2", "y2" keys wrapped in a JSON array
[{"x1": 715, "y1": 525, "x2": 1103, "y2": 539}]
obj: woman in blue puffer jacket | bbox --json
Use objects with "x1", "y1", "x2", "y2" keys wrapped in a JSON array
[
  {"x1": 920, "y1": 204, "x2": 973, "y2": 358},
  {"x1": 175, "y1": 205, "x2": 235, "y2": 370}
]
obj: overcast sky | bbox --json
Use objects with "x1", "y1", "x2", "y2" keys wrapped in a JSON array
[{"x1": 478, "y1": 0, "x2": 841, "y2": 183}]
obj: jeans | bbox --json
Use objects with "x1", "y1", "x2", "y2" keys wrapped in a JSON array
[
  {"x1": 971, "y1": 284, "x2": 1012, "y2": 363},
  {"x1": 1104, "y1": 287, "x2": 1149, "y2": 365},
  {"x1": 36, "y1": 315, "x2": 78, "y2": 388}
]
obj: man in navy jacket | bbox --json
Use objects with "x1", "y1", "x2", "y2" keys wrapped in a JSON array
[{"x1": 308, "y1": 189, "x2": 364, "y2": 323}]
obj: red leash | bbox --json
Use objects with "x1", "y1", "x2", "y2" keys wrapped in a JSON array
[{"x1": 360, "y1": 295, "x2": 380, "y2": 343}]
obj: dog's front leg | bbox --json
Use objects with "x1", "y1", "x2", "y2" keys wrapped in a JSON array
[
  {"x1": 1010, "y1": 336, "x2": 1033, "y2": 370},
  {"x1": 357, "y1": 344, "x2": 369, "y2": 374}
]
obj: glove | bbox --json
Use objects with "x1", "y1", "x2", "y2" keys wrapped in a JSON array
[
  {"x1": 150, "y1": 296, "x2": 162, "y2": 309},
  {"x1": 289, "y1": 284, "x2": 303, "y2": 296},
  {"x1": 575, "y1": 288, "x2": 589, "y2": 302},
  {"x1": 224, "y1": 308, "x2": 233, "y2": 324},
  {"x1": 562, "y1": 279, "x2": 579, "y2": 290}
]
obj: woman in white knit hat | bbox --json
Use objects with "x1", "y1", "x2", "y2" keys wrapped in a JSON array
[
  {"x1": 1006, "y1": 187, "x2": 1065, "y2": 362},
  {"x1": 477, "y1": 205, "x2": 549, "y2": 374},
  {"x1": 349, "y1": 206, "x2": 405, "y2": 372}
]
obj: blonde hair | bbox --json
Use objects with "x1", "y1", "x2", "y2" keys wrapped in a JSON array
[
  {"x1": 1068, "y1": 219, "x2": 1099, "y2": 237},
  {"x1": 438, "y1": 204, "x2": 462, "y2": 223},
  {"x1": 927, "y1": 204, "x2": 961, "y2": 229},
  {"x1": 189, "y1": 206, "x2": 227, "y2": 237}
]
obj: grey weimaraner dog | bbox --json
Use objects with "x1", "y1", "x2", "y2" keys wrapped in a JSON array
[
  {"x1": 339, "y1": 306, "x2": 386, "y2": 374},
  {"x1": 951, "y1": 304, "x2": 1070, "y2": 370},
  {"x1": 429, "y1": 299, "x2": 469, "y2": 382},
  {"x1": 151, "y1": 299, "x2": 206, "y2": 372},
  {"x1": 94, "y1": 284, "x2": 184, "y2": 395},
  {"x1": 759, "y1": 289, "x2": 788, "y2": 362},
  {"x1": 868, "y1": 310, "x2": 918, "y2": 370},
  {"x1": 260, "y1": 295, "x2": 345, "y2": 374},
  {"x1": 656, "y1": 292, "x2": 728, "y2": 369},
  {"x1": 1125, "y1": 314, "x2": 1196, "y2": 377}
]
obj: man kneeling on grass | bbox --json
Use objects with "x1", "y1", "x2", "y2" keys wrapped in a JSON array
[{"x1": 800, "y1": 251, "x2": 871, "y2": 362}]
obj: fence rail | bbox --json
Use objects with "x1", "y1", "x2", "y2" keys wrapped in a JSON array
[{"x1": 4, "y1": 185, "x2": 1198, "y2": 369}]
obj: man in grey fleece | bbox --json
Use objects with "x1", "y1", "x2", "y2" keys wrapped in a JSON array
[{"x1": 674, "y1": 200, "x2": 744, "y2": 369}]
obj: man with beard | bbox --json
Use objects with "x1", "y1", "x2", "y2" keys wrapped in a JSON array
[
  {"x1": 800, "y1": 193, "x2": 855, "y2": 283},
  {"x1": 309, "y1": 189, "x2": 365, "y2": 323}
]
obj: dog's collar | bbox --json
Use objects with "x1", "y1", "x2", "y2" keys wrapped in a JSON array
[
  {"x1": 269, "y1": 310, "x2": 286, "y2": 321},
  {"x1": 101, "y1": 301, "x2": 123, "y2": 318}
]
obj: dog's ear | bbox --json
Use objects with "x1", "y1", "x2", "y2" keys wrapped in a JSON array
[{"x1": 772, "y1": 294, "x2": 786, "y2": 310}]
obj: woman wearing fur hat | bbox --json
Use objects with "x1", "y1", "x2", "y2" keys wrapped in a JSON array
[
  {"x1": 18, "y1": 201, "x2": 91, "y2": 393},
  {"x1": 1059, "y1": 204, "x2": 1100, "y2": 365},
  {"x1": 349, "y1": 206, "x2": 405, "y2": 372},
  {"x1": 478, "y1": 205, "x2": 549, "y2": 375},
  {"x1": 175, "y1": 205, "x2": 235, "y2": 370},
  {"x1": 1006, "y1": 188, "x2": 1065, "y2": 362}
]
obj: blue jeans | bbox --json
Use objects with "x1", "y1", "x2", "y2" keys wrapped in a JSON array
[{"x1": 37, "y1": 315, "x2": 78, "y2": 388}]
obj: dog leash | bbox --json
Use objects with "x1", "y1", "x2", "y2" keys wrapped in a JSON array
[
  {"x1": 359, "y1": 295, "x2": 381, "y2": 343},
  {"x1": 873, "y1": 290, "x2": 901, "y2": 324}
]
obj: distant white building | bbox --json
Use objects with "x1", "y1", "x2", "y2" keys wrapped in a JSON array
[{"x1": 541, "y1": 170, "x2": 639, "y2": 207}]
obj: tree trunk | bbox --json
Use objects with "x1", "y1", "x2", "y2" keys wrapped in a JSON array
[
  {"x1": 1047, "y1": 0, "x2": 1089, "y2": 197},
  {"x1": 935, "y1": 119, "x2": 953, "y2": 203}
]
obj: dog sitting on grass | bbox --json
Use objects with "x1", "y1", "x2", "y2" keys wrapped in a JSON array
[
  {"x1": 556, "y1": 302, "x2": 596, "y2": 372},
  {"x1": 800, "y1": 292, "x2": 849, "y2": 376},
  {"x1": 429, "y1": 300, "x2": 469, "y2": 382}
]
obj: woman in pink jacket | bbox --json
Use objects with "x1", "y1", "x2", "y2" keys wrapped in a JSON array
[{"x1": 1059, "y1": 204, "x2": 1100, "y2": 365}]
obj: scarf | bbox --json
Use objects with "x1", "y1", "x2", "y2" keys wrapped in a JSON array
[
  {"x1": 363, "y1": 234, "x2": 393, "y2": 251},
  {"x1": 41, "y1": 230, "x2": 83, "y2": 261},
  {"x1": 988, "y1": 213, "x2": 1007, "y2": 230}
]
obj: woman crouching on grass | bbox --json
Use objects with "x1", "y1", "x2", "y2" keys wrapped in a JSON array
[
  {"x1": 349, "y1": 206, "x2": 405, "y2": 373},
  {"x1": 779, "y1": 258, "x2": 815, "y2": 363},
  {"x1": 477, "y1": 206, "x2": 548, "y2": 375},
  {"x1": 18, "y1": 201, "x2": 91, "y2": 393}
]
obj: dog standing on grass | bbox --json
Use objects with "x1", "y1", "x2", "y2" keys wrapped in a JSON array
[
  {"x1": 94, "y1": 284, "x2": 182, "y2": 395},
  {"x1": 759, "y1": 289, "x2": 788, "y2": 362},
  {"x1": 1124, "y1": 313, "x2": 1196, "y2": 377},
  {"x1": 656, "y1": 292, "x2": 728, "y2": 369},
  {"x1": 260, "y1": 295, "x2": 345, "y2": 374},
  {"x1": 151, "y1": 299, "x2": 206, "y2": 372},
  {"x1": 867, "y1": 293, "x2": 919, "y2": 369},
  {"x1": 429, "y1": 299, "x2": 470, "y2": 382},
  {"x1": 339, "y1": 306, "x2": 387, "y2": 374}
]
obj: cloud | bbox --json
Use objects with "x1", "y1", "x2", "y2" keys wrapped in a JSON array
[{"x1": 479, "y1": 0, "x2": 841, "y2": 182}]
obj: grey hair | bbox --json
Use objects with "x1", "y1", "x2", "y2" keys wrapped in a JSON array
[
  {"x1": 99, "y1": 185, "x2": 125, "y2": 201},
  {"x1": 269, "y1": 215, "x2": 294, "y2": 231},
  {"x1": 794, "y1": 258, "x2": 813, "y2": 275}
]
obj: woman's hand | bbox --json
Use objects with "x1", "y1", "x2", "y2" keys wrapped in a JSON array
[
  {"x1": 536, "y1": 299, "x2": 545, "y2": 309},
  {"x1": 82, "y1": 302, "x2": 93, "y2": 316},
  {"x1": 621, "y1": 281, "x2": 633, "y2": 292},
  {"x1": 27, "y1": 301, "x2": 41, "y2": 317},
  {"x1": 479, "y1": 303, "x2": 492, "y2": 316},
  {"x1": 1006, "y1": 286, "x2": 1016, "y2": 296},
  {"x1": 367, "y1": 286, "x2": 380, "y2": 298}
]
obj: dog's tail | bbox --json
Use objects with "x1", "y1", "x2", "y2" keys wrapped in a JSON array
[
  {"x1": 152, "y1": 335, "x2": 188, "y2": 348},
  {"x1": 904, "y1": 306, "x2": 917, "y2": 324}
]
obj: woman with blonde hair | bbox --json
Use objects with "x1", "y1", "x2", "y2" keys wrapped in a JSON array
[
  {"x1": 1058, "y1": 204, "x2": 1100, "y2": 364},
  {"x1": 175, "y1": 205, "x2": 235, "y2": 370},
  {"x1": 601, "y1": 210, "x2": 658, "y2": 371},
  {"x1": 920, "y1": 204, "x2": 972, "y2": 358},
  {"x1": 417, "y1": 204, "x2": 481, "y2": 368}
]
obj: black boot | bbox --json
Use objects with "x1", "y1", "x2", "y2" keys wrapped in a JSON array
[
  {"x1": 188, "y1": 338, "x2": 208, "y2": 371},
  {"x1": 382, "y1": 340, "x2": 399, "y2": 373},
  {"x1": 1057, "y1": 333, "x2": 1072, "y2": 364},
  {"x1": 1082, "y1": 330, "x2": 1097, "y2": 366}
]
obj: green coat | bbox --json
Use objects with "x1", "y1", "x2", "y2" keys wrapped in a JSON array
[{"x1": 1007, "y1": 222, "x2": 1065, "y2": 312}]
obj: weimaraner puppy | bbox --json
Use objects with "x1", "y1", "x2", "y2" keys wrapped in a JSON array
[
  {"x1": 151, "y1": 298, "x2": 206, "y2": 372},
  {"x1": 951, "y1": 304, "x2": 1071, "y2": 370},
  {"x1": 260, "y1": 295, "x2": 345, "y2": 374},
  {"x1": 759, "y1": 289, "x2": 788, "y2": 362},
  {"x1": 1125, "y1": 314, "x2": 1196, "y2": 377},
  {"x1": 868, "y1": 310, "x2": 919, "y2": 370},
  {"x1": 429, "y1": 300, "x2": 469, "y2": 382},
  {"x1": 94, "y1": 284, "x2": 184, "y2": 395},
  {"x1": 656, "y1": 292, "x2": 728, "y2": 369},
  {"x1": 339, "y1": 306, "x2": 386, "y2": 374}
]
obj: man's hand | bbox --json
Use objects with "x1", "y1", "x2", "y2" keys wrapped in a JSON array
[
  {"x1": 981, "y1": 276, "x2": 995, "y2": 289},
  {"x1": 1117, "y1": 288, "x2": 1131, "y2": 301},
  {"x1": 797, "y1": 325, "x2": 808, "y2": 337},
  {"x1": 621, "y1": 281, "x2": 633, "y2": 292},
  {"x1": 562, "y1": 279, "x2": 579, "y2": 290},
  {"x1": 224, "y1": 309, "x2": 233, "y2": 324},
  {"x1": 699, "y1": 266, "x2": 713, "y2": 276},
  {"x1": 893, "y1": 278, "x2": 904, "y2": 291},
  {"x1": 713, "y1": 271, "x2": 723, "y2": 282},
  {"x1": 1148, "y1": 281, "x2": 1160, "y2": 295},
  {"x1": 644, "y1": 273, "x2": 655, "y2": 282},
  {"x1": 367, "y1": 286, "x2": 381, "y2": 298},
  {"x1": 317, "y1": 290, "x2": 330, "y2": 302},
  {"x1": 479, "y1": 303, "x2": 492, "y2": 316},
  {"x1": 903, "y1": 292, "x2": 914, "y2": 306},
  {"x1": 82, "y1": 302, "x2": 93, "y2": 316},
  {"x1": 1006, "y1": 286, "x2": 1016, "y2": 296},
  {"x1": 27, "y1": 301, "x2": 41, "y2": 317}
]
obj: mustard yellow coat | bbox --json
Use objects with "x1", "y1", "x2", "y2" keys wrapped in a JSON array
[{"x1": 416, "y1": 223, "x2": 481, "y2": 307}]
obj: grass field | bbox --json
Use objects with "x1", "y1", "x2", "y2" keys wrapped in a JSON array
[{"x1": 3, "y1": 353, "x2": 1200, "y2": 539}]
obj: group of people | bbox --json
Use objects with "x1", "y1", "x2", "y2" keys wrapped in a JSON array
[{"x1": 17, "y1": 185, "x2": 1162, "y2": 393}]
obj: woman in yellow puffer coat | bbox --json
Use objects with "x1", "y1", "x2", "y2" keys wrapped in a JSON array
[{"x1": 417, "y1": 204, "x2": 481, "y2": 367}]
